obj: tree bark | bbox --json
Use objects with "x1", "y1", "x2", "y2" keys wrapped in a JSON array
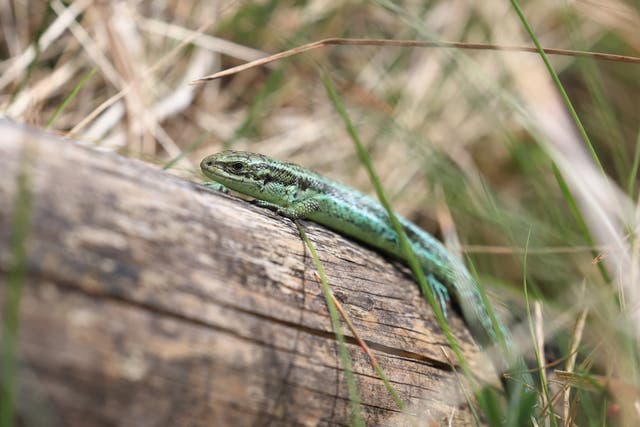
[{"x1": 0, "y1": 120, "x2": 491, "y2": 426}]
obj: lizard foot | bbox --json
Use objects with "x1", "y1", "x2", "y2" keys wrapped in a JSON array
[
  {"x1": 202, "y1": 182, "x2": 229, "y2": 193},
  {"x1": 427, "y1": 274, "x2": 450, "y2": 318}
]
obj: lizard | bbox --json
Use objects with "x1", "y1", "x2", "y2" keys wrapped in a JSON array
[{"x1": 200, "y1": 150, "x2": 534, "y2": 390}]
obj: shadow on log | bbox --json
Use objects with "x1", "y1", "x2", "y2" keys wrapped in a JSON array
[{"x1": 0, "y1": 120, "x2": 492, "y2": 426}]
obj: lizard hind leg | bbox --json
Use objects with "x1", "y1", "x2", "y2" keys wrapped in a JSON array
[{"x1": 426, "y1": 274, "x2": 451, "y2": 318}]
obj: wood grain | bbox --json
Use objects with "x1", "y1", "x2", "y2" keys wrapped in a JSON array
[{"x1": 0, "y1": 120, "x2": 492, "y2": 426}]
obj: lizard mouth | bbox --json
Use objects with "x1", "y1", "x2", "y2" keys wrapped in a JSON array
[
  {"x1": 200, "y1": 155, "x2": 248, "y2": 191},
  {"x1": 200, "y1": 156, "x2": 228, "y2": 181}
]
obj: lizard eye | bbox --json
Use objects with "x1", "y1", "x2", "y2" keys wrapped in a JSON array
[{"x1": 228, "y1": 161, "x2": 244, "y2": 173}]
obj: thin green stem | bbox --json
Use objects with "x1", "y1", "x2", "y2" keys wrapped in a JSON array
[
  {"x1": 46, "y1": 67, "x2": 97, "y2": 129},
  {"x1": 626, "y1": 130, "x2": 640, "y2": 199},
  {"x1": 163, "y1": 131, "x2": 210, "y2": 170},
  {"x1": 1, "y1": 148, "x2": 34, "y2": 427},
  {"x1": 509, "y1": 0, "x2": 605, "y2": 177},
  {"x1": 551, "y1": 164, "x2": 610, "y2": 283},
  {"x1": 330, "y1": 293, "x2": 412, "y2": 419},
  {"x1": 510, "y1": 1, "x2": 614, "y2": 285},
  {"x1": 321, "y1": 73, "x2": 475, "y2": 385},
  {"x1": 294, "y1": 222, "x2": 364, "y2": 427}
]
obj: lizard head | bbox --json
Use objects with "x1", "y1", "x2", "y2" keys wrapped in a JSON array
[{"x1": 200, "y1": 150, "x2": 271, "y2": 199}]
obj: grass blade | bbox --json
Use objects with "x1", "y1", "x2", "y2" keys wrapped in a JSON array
[
  {"x1": 46, "y1": 67, "x2": 97, "y2": 129},
  {"x1": 1, "y1": 148, "x2": 35, "y2": 427},
  {"x1": 626, "y1": 130, "x2": 640, "y2": 198},
  {"x1": 294, "y1": 222, "x2": 365, "y2": 427},
  {"x1": 162, "y1": 131, "x2": 210, "y2": 170},
  {"x1": 321, "y1": 72, "x2": 475, "y2": 385},
  {"x1": 508, "y1": 0, "x2": 604, "y2": 177}
]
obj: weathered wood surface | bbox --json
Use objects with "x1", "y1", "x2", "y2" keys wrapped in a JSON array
[{"x1": 0, "y1": 120, "x2": 490, "y2": 426}]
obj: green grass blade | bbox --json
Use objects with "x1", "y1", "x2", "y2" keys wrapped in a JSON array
[
  {"x1": 162, "y1": 131, "x2": 210, "y2": 170},
  {"x1": 294, "y1": 222, "x2": 365, "y2": 427},
  {"x1": 321, "y1": 73, "x2": 475, "y2": 384},
  {"x1": 371, "y1": 365, "x2": 411, "y2": 419},
  {"x1": 46, "y1": 67, "x2": 98, "y2": 129},
  {"x1": 1, "y1": 149, "x2": 35, "y2": 427},
  {"x1": 509, "y1": 2, "x2": 614, "y2": 285},
  {"x1": 626, "y1": 130, "x2": 640, "y2": 199},
  {"x1": 551, "y1": 164, "x2": 609, "y2": 283},
  {"x1": 328, "y1": 286, "x2": 412, "y2": 419},
  {"x1": 509, "y1": 0, "x2": 604, "y2": 177}
]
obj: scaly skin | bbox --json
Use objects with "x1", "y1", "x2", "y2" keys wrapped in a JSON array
[{"x1": 200, "y1": 150, "x2": 529, "y2": 381}]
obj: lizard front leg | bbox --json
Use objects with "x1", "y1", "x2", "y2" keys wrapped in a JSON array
[
  {"x1": 254, "y1": 198, "x2": 321, "y2": 220},
  {"x1": 202, "y1": 182, "x2": 229, "y2": 193}
]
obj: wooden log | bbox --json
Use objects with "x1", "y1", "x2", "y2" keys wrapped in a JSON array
[{"x1": 0, "y1": 120, "x2": 491, "y2": 426}]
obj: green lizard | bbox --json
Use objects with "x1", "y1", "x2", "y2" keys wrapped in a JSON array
[{"x1": 200, "y1": 150, "x2": 533, "y2": 388}]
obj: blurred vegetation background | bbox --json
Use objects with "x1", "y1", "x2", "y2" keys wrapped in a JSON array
[{"x1": 1, "y1": 0, "x2": 639, "y2": 424}]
